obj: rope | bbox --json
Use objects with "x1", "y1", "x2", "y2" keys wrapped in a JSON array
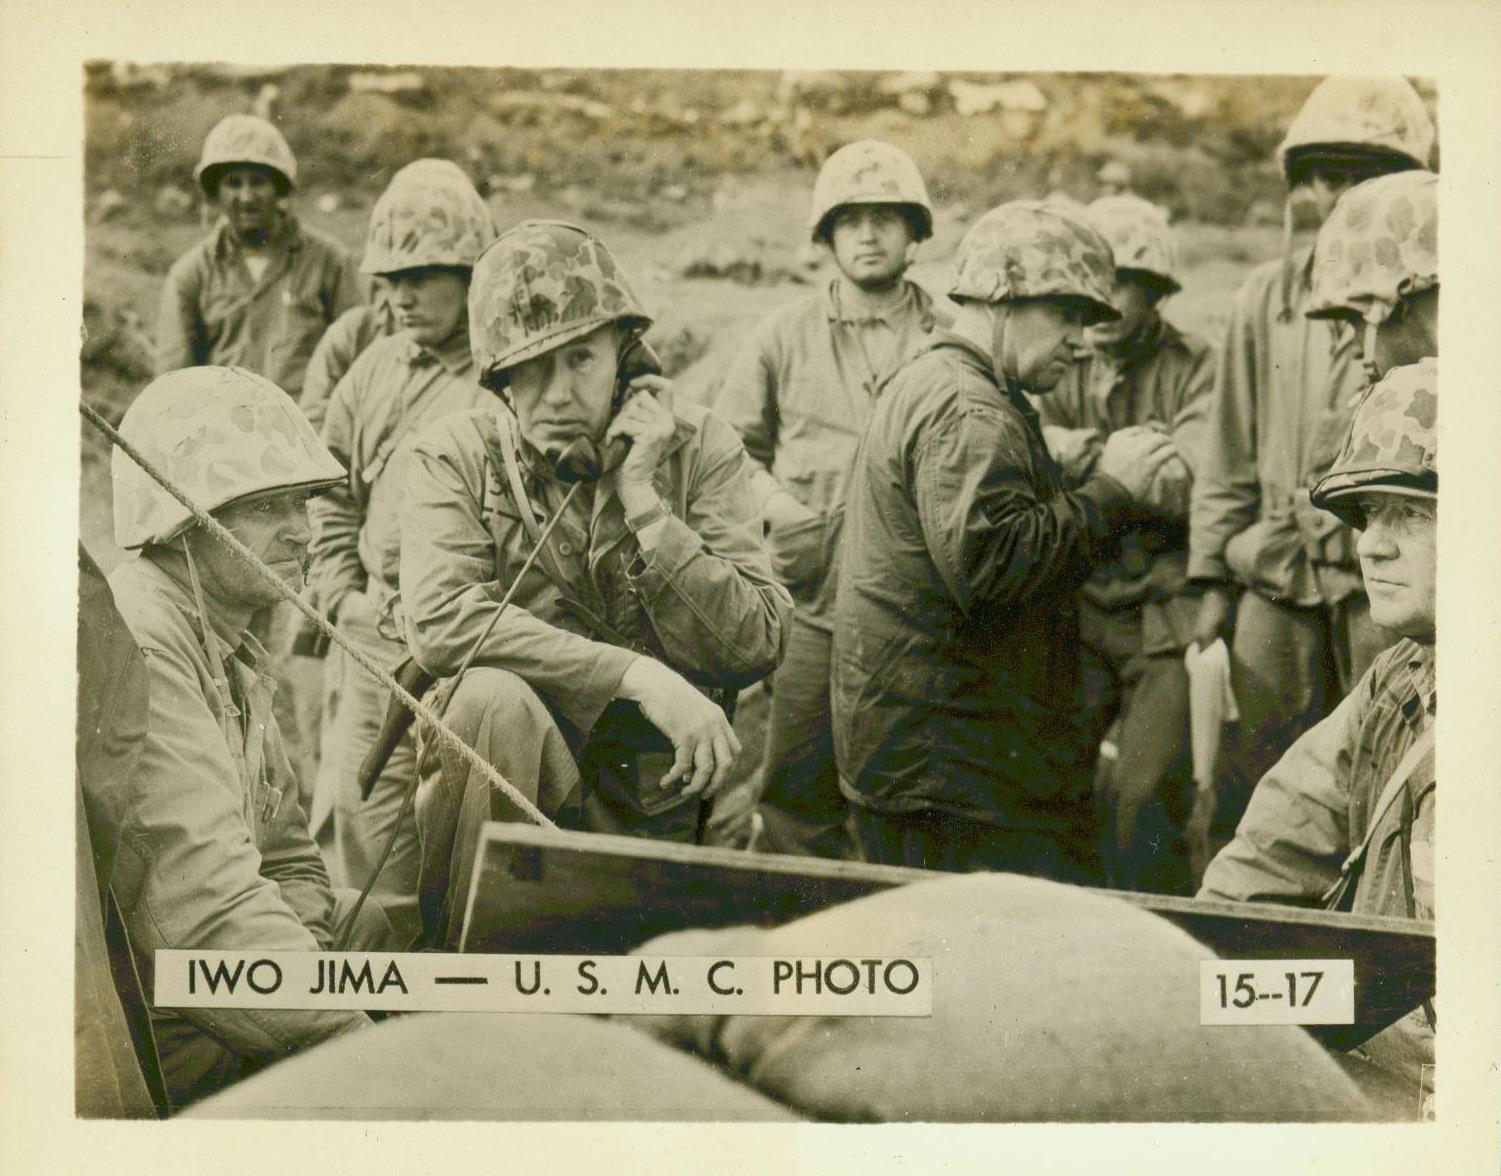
[{"x1": 80, "y1": 399, "x2": 554, "y2": 830}]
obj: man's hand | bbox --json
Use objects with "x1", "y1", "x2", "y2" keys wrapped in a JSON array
[
  {"x1": 618, "y1": 656, "x2": 741, "y2": 799},
  {"x1": 1041, "y1": 424, "x2": 1102, "y2": 484},
  {"x1": 1095, "y1": 425, "x2": 1179, "y2": 501},
  {"x1": 1191, "y1": 585, "x2": 1237, "y2": 650},
  {"x1": 608, "y1": 376, "x2": 677, "y2": 515}
]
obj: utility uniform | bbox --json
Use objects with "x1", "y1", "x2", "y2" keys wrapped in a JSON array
[
  {"x1": 718, "y1": 277, "x2": 942, "y2": 857},
  {"x1": 401, "y1": 399, "x2": 790, "y2": 946},
  {"x1": 300, "y1": 298, "x2": 398, "y2": 432},
  {"x1": 1039, "y1": 316, "x2": 1214, "y2": 891}
]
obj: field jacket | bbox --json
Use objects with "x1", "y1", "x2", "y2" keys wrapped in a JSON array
[
  {"x1": 830, "y1": 332, "x2": 1136, "y2": 829},
  {"x1": 155, "y1": 214, "x2": 362, "y2": 399},
  {"x1": 399, "y1": 400, "x2": 791, "y2": 738},
  {"x1": 1036, "y1": 315, "x2": 1215, "y2": 655},
  {"x1": 91, "y1": 555, "x2": 368, "y2": 1061},
  {"x1": 1187, "y1": 248, "x2": 1367, "y2": 607}
]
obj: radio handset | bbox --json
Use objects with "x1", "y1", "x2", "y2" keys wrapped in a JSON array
[{"x1": 547, "y1": 337, "x2": 664, "y2": 484}]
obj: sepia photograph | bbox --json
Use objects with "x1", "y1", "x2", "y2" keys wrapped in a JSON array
[{"x1": 5, "y1": 0, "x2": 1501, "y2": 1170}]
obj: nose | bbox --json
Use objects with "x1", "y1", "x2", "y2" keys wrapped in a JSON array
[
  {"x1": 538, "y1": 362, "x2": 574, "y2": 409},
  {"x1": 390, "y1": 279, "x2": 417, "y2": 308},
  {"x1": 1356, "y1": 515, "x2": 1397, "y2": 561},
  {"x1": 280, "y1": 505, "x2": 313, "y2": 548}
]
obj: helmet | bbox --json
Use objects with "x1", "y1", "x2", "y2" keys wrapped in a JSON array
[
  {"x1": 468, "y1": 220, "x2": 652, "y2": 388},
  {"x1": 360, "y1": 159, "x2": 497, "y2": 276},
  {"x1": 1278, "y1": 77, "x2": 1434, "y2": 180},
  {"x1": 113, "y1": 366, "x2": 345, "y2": 549},
  {"x1": 808, "y1": 140, "x2": 933, "y2": 243},
  {"x1": 194, "y1": 114, "x2": 298, "y2": 195},
  {"x1": 1310, "y1": 358, "x2": 1436, "y2": 529},
  {"x1": 1086, "y1": 194, "x2": 1180, "y2": 293},
  {"x1": 1306, "y1": 170, "x2": 1437, "y2": 325},
  {"x1": 949, "y1": 199, "x2": 1120, "y2": 323}
]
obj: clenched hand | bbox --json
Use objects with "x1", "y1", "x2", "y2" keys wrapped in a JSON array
[{"x1": 618, "y1": 656, "x2": 741, "y2": 798}]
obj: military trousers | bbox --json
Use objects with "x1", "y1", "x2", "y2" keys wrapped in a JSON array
[
  {"x1": 755, "y1": 616, "x2": 853, "y2": 860},
  {"x1": 414, "y1": 667, "x2": 705, "y2": 949},
  {"x1": 849, "y1": 805, "x2": 1100, "y2": 884}
]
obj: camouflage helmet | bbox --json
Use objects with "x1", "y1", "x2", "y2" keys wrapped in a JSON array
[
  {"x1": 1086, "y1": 194, "x2": 1180, "y2": 293},
  {"x1": 1306, "y1": 170, "x2": 1437, "y2": 325},
  {"x1": 360, "y1": 159, "x2": 497, "y2": 276},
  {"x1": 113, "y1": 366, "x2": 345, "y2": 550},
  {"x1": 468, "y1": 220, "x2": 652, "y2": 389},
  {"x1": 950, "y1": 199, "x2": 1120, "y2": 323},
  {"x1": 1311, "y1": 357, "x2": 1436, "y2": 529},
  {"x1": 1278, "y1": 77, "x2": 1434, "y2": 180},
  {"x1": 194, "y1": 114, "x2": 298, "y2": 195},
  {"x1": 808, "y1": 140, "x2": 934, "y2": 243}
]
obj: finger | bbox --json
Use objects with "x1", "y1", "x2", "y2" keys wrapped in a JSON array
[
  {"x1": 705, "y1": 730, "x2": 736, "y2": 796},
  {"x1": 682, "y1": 737, "x2": 715, "y2": 797},
  {"x1": 721, "y1": 718, "x2": 742, "y2": 760},
  {"x1": 661, "y1": 741, "x2": 695, "y2": 789}
]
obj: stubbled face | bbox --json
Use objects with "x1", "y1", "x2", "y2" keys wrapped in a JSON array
[
  {"x1": 828, "y1": 204, "x2": 916, "y2": 292},
  {"x1": 192, "y1": 488, "x2": 315, "y2": 612},
  {"x1": 1086, "y1": 273, "x2": 1159, "y2": 347},
  {"x1": 1354, "y1": 492, "x2": 1437, "y2": 643},
  {"x1": 214, "y1": 165, "x2": 282, "y2": 245},
  {"x1": 506, "y1": 322, "x2": 621, "y2": 455},
  {"x1": 387, "y1": 268, "x2": 470, "y2": 349},
  {"x1": 996, "y1": 299, "x2": 1090, "y2": 392}
]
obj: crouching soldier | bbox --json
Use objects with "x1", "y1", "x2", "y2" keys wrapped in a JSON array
[
  {"x1": 1035, "y1": 195, "x2": 1215, "y2": 894},
  {"x1": 95, "y1": 366, "x2": 394, "y2": 1110},
  {"x1": 1201, "y1": 360, "x2": 1439, "y2": 1113},
  {"x1": 830, "y1": 200, "x2": 1180, "y2": 880},
  {"x1": 308, "y1": 159, "x2": 496, "y2": 944},
  {"x1": 400, "y1": 221, "x2": 792, "y2": 947}
]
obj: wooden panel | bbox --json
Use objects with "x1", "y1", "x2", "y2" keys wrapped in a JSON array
[{"x1": 460, "y1": 823, "x2": 1433, "y2": 1049}]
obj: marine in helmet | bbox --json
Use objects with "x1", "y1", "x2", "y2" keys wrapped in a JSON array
[
  {"x1": 1187, "y1": 77, "x2": 1434, "y2": 855},
  {"x1": 1034, "y1": 194, "x2": 1216, "y2": 894},
  {"x1": 1202, "y1": 359, "x2": 1438, "y2": 1116},
  {"x1": 828, "y1": 199, "x2": 1180, "y2": 878},
  {"x1": 398, "y1": 221, "x2": 791, "y2": 947},
  {"x1": 716, "y1": 139, "x2": 946, "y2": 859},
  {"x1": 1307, "y1": 168, "x2": 1438, "y2": 380},
  {"x1": 92, "y1": 366, "x2": 395, "y2": 1110},
  {"x1": 155, "y1": 114, "x2": 362, "y2": 402},
  {"x1": 306, "y1": 161, "x2": 497, "y2": 942}
]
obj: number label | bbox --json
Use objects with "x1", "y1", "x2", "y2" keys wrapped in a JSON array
[{"x1": 1200, "y1": 960, "x2": 1354, "y2": 1025}]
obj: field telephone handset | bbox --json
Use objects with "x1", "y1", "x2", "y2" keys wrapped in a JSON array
[{"x1": 546, "y1": 336, "x2": 664, "y2": 484}]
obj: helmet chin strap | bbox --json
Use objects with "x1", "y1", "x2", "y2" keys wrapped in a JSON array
[{"x1": 181, "y1": 533, "x2": 242, "y2": 733}]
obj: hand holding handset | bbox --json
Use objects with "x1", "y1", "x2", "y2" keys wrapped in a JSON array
[{"x1": 547, "y1": 336, "x2": 664, "y2": 484}]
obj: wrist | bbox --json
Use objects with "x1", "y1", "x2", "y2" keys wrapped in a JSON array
[{"x1": 616, "y1": 478, "x2": 661, "y2": 518}]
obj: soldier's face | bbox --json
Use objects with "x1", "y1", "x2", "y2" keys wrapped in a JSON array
[
  {"x1": 828, "y1": 205, "x2": 916, "y2": 291},
  {"x1": 387, "y1": 268, "x2": 470, "y2": 349},
  {"x1": 1303, "y1": 162, "x2": 1390, "y2": 224},
  {"x1": 508, "y1": 323, "x2": 621, "y2": 453},
  {"x1": 196, "y1": 489, "x2": 315, "y2": 612},
  {"x1": 1371, "y1": 289, "x2": 1440, "y2": 378},
  {"x1": 1087, "y1": 273, "x2": 1159, "y2": 346},
  {"x1": 997, "y1": 299, "x2": 1090, "y2": 392},
  {"x1": 214, "y1": 166, "x2": 281, "y2": 243},
  {"x1": 1354, "y1": 493, "x2": 1437, "y2": 644}
]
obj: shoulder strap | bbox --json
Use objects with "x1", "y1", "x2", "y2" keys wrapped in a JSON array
[{"x1": 1322, "y1": 723, "x2": 1435, "y2": 910}]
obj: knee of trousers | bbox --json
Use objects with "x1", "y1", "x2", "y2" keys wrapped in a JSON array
[{"x1": 442, "y1": 667, "x2": 558, "y2": 749}]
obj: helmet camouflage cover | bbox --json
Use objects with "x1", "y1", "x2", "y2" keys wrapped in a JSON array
[
  {"x1": 113, "y1": 366, "x2": 345, "y2": 549},
  {"x1": 1311, "y1": 357, "x2": 1436, "y2": 529},
  {"x1": 468, "y1": 220, "x2": 652, "y2": 387},
  {"x1": 361, "y1": 159, "x2": 497, "y2": 275},
  {"x1": 1306, "y1": 170, "x2": 1437, "y2": 325},
  {"x1": 1086, "y1": 194, "x2": 1180, "y2": 292},
  {"x1": 950, "y1": 199, "x2": 1120, "y2": 323},
  {"x1": 1278, "y1": 76, "x2": 1435, "y2": 179},
  {"x1": 194, "y1": 114, "x2": 298, "y2": 194},
  {"x1": 808, "y1": 139, "x2": 934, "y2": 243}
]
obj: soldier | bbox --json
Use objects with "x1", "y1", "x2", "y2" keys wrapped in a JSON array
[
  {"x1": 156, "y1": 114, "x2": 361, "y2": 402},
  {"x1": 1201, "y1": 360, "x2": 1439, "y2": 1115},
  {"x1": 1035, "y1": 195, "x2": 1216, "y2": 893},
  {"x1": 399, "y1": 221, "x2": 791, "y2": 946},
  {"x1": 94, "y1": 366, "x2": 393, "y2": 1110},
  {"x1": 829, "y1": 200, "x2": 1178, "y2": 878},
  {"x1": 307, "y1": 161, "x2": 497, "y2": 943},
  {"x1": 1306, "y1": 168, "x2": 1438, "y2": 378},
  {"x1": 1187, "y1": 78, "x2": 1434, "y2": 849},
  {"x1": 717, "y1": 140, "x2": 945, "y2": 859}
]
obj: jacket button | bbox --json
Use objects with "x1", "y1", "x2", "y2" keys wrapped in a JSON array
[{"x1": 559, "y1": 543, "x2": 573, "y2": 556}]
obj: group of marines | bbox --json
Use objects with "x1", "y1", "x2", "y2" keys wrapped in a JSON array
[{"x1": 85, "y1": 74, "x2": 1440, "y2": 1109}]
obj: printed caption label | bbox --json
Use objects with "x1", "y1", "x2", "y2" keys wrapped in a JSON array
[
  {"x1": 155, "y1": 952, "x2": 933, "y2": 1016},
  {"x1": 1200, "y1": 959, "x2": 1354, "y2": 1025}
]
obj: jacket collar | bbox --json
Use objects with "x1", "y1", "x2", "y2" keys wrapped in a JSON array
[
  {"x1": 209, "y1": 211, "x2": 300, "y2": 263},
  {"x1": 401, "y1": 325, "x2": 475, "y2": 376},
  {"x1": 825, "y1": 278, "x2": 937, "y2": 329},
  {"x1": 135, "y1": 550, "x2": 268, "y2": 670}
]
